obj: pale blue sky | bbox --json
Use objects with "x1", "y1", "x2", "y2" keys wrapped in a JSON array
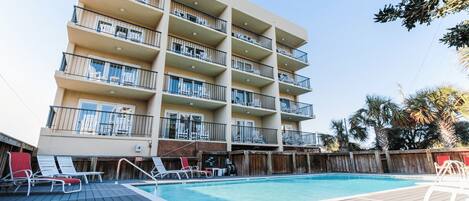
[{"x1": 0, "y1": 0, "x2": 467, "y2": 146}]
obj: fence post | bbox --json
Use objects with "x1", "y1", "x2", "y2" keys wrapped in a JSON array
[
  {"x1": 267, "y1": 152, "x2": 273, "y2": 175},
  {"x1": 243, "y1": 150, "x2": 250, "y2": 176},
  {"x1": 306, "y1": 153, "x2": 312, "y2": 173},
  {"x1": 385, "y1": 150, "x2": 392, "y2": 173},
  {"x1": 349, "y1": 152, "x2": 356, "y2": 173},
  {"x1": 426, "y1": 149, "x2": 434, "y2": 173},
  {"x1": 197, "y1": 151, "x2": 203, "y2": 170},
  {"x1": 292, "y1": 153, "x2": 297, "y2": 174},
  {"x1": 374, "y1": 151, "x2": 384, "y2": 173}
]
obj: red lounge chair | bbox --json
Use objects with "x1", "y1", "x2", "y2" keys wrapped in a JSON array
[
  {"x1": 434, "y1": 155, "x2": 451, "y2": 175},
  {"x1": 180, "y1": 157, "x2": 212, "y2": 178},
  {"x1": 8, "y1": 152, "x2": 81, "y2": 196}
]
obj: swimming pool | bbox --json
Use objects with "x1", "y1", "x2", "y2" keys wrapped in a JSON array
[{"x1": 136, "y1": 174, "x2": 418, "y2": 201}]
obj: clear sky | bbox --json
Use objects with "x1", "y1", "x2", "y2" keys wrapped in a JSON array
[{"x1": 0, "y1": 0, "x2": 467, "y2": 146}]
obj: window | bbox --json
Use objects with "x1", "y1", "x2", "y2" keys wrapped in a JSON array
[
  {"x1": 76, "y1": 100, "x2": 135, "y2": 136},
  {"x1": 115, "y1": 26, "x2": 128, "y2": 39},
  {"x1": 97, "y1": 21, "x2": 113, "y2": 33},
  {"x1": 88, "y1": 59, "x2": 105, "y2": 80},
  {"x1": 164, "y1": 111, "x2": 204, "y2": 140},
  {"x1": 172, "y1": 42, "x2": 182, "y2": 53},
  {"x1": 129, "y1": 30, "x2": 143, "y2": 43},
  {"x1": 280, "y1": 99, "x2": 290, "y2": 111},
  {"x1": 232, "y1": 89, "x2": 253, "y2": 106},
  {"x1": 168, "y1": 75, "x2": 206, "y2": 98},
  {"x1": 187, "y1": 13, "x2": 197, "y2": 23},
  {"x1": 108, "y1": 63, "x2": 123, "y2": 84}
]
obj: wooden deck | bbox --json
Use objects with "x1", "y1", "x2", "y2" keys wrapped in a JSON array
[
  {"x1": 337, "y1": 185, "x2": 469, "y2": 201},
  {"x1": 0, "y1": 181, "x2": 151, "y2": 201}
]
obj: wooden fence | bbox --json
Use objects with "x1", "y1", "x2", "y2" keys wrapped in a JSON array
[
  {"x1": 0, "y1": 132, "x2": 36, "y2": 177},
  {"x1": 5, "y1": 147, "x2": 469, "y2": 180}
]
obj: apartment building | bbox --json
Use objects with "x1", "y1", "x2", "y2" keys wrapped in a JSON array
[{"x1": 37, "y1": 0, "x2": 320, "y2": 157}]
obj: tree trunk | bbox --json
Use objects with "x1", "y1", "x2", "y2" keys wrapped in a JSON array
[
  {"x1": 374, "y1": 127, "x2": 389, "y2": 151},
  {"x1": 437, "y1": 121, "x2": 457, "y2": 148}
]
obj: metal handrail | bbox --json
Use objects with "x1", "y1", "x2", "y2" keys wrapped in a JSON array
[{"x1": 115, "y1": 158, "x2": 157, "y2": 189}]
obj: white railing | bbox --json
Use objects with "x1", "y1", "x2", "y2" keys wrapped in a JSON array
[{"x1": 115, "y1": 158, "x2": 158, "y2": 189}]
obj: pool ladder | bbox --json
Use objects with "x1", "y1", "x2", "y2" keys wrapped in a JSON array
[{"x1": 115, "y1": 158, "x2": 158, "y2": 189}]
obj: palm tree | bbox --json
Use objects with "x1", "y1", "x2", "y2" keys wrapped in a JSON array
[
  {"x1": 349, "y1": 95, "x2": 400, "y2": 151},
  {"x1": 404, "y1": 86, "x2": 469, "y2": 148},
  {"x1": 330, "y1": 120, "x2": 349, "y2": 152},
  {"x1": 459, "y1": 47, "x2": 469, "y2": 74},
  {"x1": 330, "y1": 119, "x2": 367, "y2": 152}
]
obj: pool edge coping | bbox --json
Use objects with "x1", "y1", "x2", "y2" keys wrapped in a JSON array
[{"x1": 121, "y1": 173, "x2": 437, "y2": 201}]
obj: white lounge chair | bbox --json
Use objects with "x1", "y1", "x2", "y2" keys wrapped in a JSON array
[
  {"x1": 151, "y1": 157, "x2": 189, "y2": 180},
  {"x1": 56, "y1": 156, "x2": 104, "y2": 184}
]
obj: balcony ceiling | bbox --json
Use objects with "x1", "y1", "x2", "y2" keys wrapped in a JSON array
[
  {"x1": 232, "y1": 9, "x2": 271, "y2": 35},
  {"x1": 168, "y1": 16, "x2": 226, "y2": 46},
  {"x1": 276, "y1": 28, "x2": 306, "y2": 48},
  {"x1": 174, "y1": 0, "x2": 227, "y2": 16},
  {"x1": 80, "y1": 0, "x2": 163, "y2": 28}
]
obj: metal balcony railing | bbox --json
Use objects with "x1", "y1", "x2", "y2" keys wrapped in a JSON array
[
  {"x1": 278, "y1": 69, "x2": 311, "y2": 89},
  {"x1": 232, "y1": 55, "x2": 274, "y2": 79},
  {"x1": 59, "y1": 53, "x2": 158, "y2": 90},
  {"x1": 276, "y1": 43, "x2": 308, "y2": 63},
  {"x1": 232, "y1": 125, "x2": 277, "y2": 144},
  {"x1": 280, "y1": 99, "x2": 313, "y2": 117},
  {"x1": 167, "y1": 35, "x2": 227, "y2": 66},
  {"x1": 232, "y1": 89, "x2": 276, "y2": 110},
  {"x1": 282, "y1": 130, "x2": 322, "y2": 146},
  {"x1": 232, "y1": 25, "x2": 272, "y2": 50},
  {"x1": 170, "y1": 1, "x2": 226, "y2": 33},
  {"x1": 46, "y1": 106, "x2": 153, "y2": 138},
  {"x1": 163, "y1": 74, "x2": 226, "y2": 101},
  {"x1": 135, "y1": 0, "x2": 164, "y2": 10},
  {"x1": 71, "y1": 6, "x2": 161, "y2": 47},
  {"x1": 159, "y1": 117, "x2": 226, "y2": 141}
]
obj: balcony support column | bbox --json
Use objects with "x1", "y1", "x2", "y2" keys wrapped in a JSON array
[{"x1": 149, "y1": 0, "x2": 171, "y2": 156}]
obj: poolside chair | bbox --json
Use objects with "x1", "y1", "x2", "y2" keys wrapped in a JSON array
[
  {"x1": 434, "y1": 155, "x2": 451, "y2": 176},
  {"x1": 56, "y1": 156, "x2": 104, "y2": 184},
  {"x1": 180, "y1": 157, "x2": 212, "y2": 178},
  {"x1": 8, "y1": 152, "x2": 81, "y2": 196},
  {"x1": 151, "y1": 157, "x2": 189, "y2": 180}
]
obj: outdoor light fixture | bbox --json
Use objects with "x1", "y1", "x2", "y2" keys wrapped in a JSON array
[
  {"x1": 191, "y1": 65, "x2": 196, "y2": 69},
  {"x1": 192, "y1": 32, "x2": 197, "y2": 36},
  {"x1": 116, "y1": 47, "x2": 122, "y2": 51},
  {"x1": 194, "y1": 1, "x2": 198, "y2": 5}
]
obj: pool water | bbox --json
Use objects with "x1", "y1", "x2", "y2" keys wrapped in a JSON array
[{"x1": 137, "y1": 174, "x2": 418, "y2": 201}]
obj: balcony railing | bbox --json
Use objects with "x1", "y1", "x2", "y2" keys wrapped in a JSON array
[
  {"x1": 232, "y1": 56, "x2": 274, "y2": 79},
  {"x1": 71, "y1": 6, "x2": 161, "y2": 47},
  {"x1": 276, "y1": 43, "x2": 308, "y2": 63},
  {"x1": 159, "y1": 117, "x2": 226, "y2": 141},
  {"x1": 59, "y1": 53, "x2": 158, "y2": 90},
  {"x1": 280, "y1": 99, "x2": 313, "y2": 117},
  {"x1": 232, "y1": 25, "x2": 272, "y2": 50},
  {"x1": 167, "y1": 35, "x2": 227, "y2": 66},
  {"x1": 46, "y1": 106, "x2": 153, "y2": 138},
  {"x1": 232, "y1": 125, "x2": 277, "y2": 144},
  {"x1": 232, "y1": 89, "x2": 276, "y2": 110},
  {"x1": 282, "y1": 130, "x2": 322, "y2": 146},
  {"x1": 135, "y1": 0, "x2": 164, "y2": 10},
  {"x1": 170, "y1": 1, "x2": 226, "y2": 33},
  {"x1": 278, "y1": 69, "x2": 311, "y2": 89},
  {"x1": 163, "y1": 74, "x2": 226, "y2": 101}
]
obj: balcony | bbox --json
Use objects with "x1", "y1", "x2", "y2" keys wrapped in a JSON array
[
  {"x1": 232, "y1": 25, "x2": 272, "y2": 60},
  {"x1": 55, "y1": 53, "x2": 157, "y2": 100},
  {"x1": 278, "y1": 69, "x2": 312, "y2": 95},
  {"x1": 46, "y1": 106, "x2": 153, "y2": 138},
  {"x1": 159, "y1": 117, "x2": 226, "y2": 142},
  {"x1": 169, "y1": 1, "x2": 226, "y2": 46},
  {"x1": 280, "y1": 99, "x2": 314, "y2": 121},
  {"x1": 232, "y1": 125, "x2": 277, "y2": 145},
  {"x1": 276, "y1": 43, "x2": 308, "y2": 71},
  {"x1": 232, "y1": 89, "x2": 276, "y2": 116},
  {"x1": 231, "y1": 56, "x2": 274, "y2": 87},
  {"x1": 282, "y1": 130, "x2": 322, "y2": 147},
  {"x1": 68, "y1": 6, "x2": 161, "y2": 61},
  {"x1": 79, "y1": 0, "x2": 164, "y2": 28},
  {"x1": 166, "y1": 36, "x2": 227, "y2": 76},
  {"x1": 162, "y1": 74, "x2": 226, "y2": 109}
]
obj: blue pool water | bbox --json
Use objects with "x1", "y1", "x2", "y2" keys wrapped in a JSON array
[{"x1": 137, "y1": 174, "x2": 417, "y2": 201}]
